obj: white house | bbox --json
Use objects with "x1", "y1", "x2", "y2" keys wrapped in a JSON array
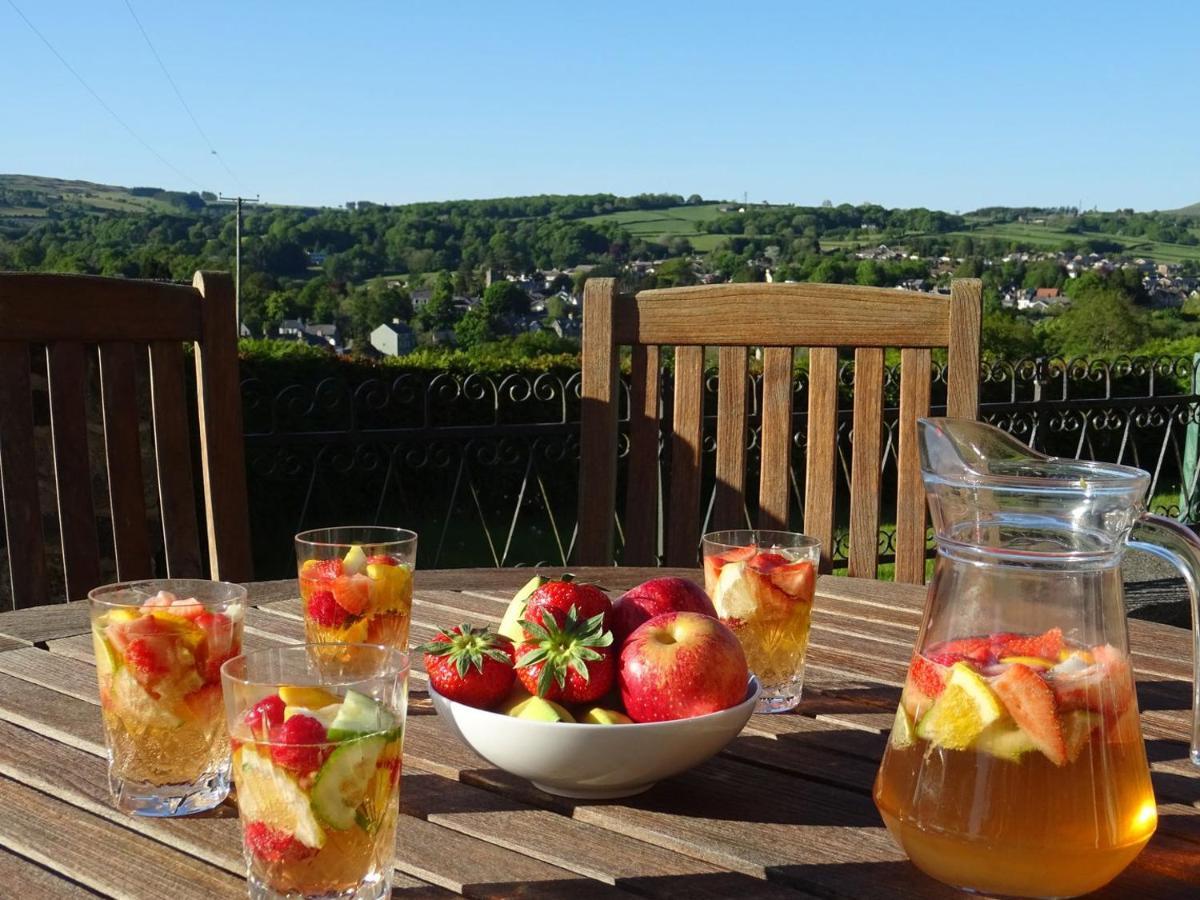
[{"x1": 369, "y1": 320, "x2": 416, "y2": 357}]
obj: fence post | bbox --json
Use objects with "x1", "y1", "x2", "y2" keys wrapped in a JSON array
[{"x1": 1181, "y1": 352, "x2": 1200, "y2": 523}]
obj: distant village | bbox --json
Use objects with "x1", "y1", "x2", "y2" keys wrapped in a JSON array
[{"x1": 263, "y1": 248, "x2": 1200, "y2": 358}]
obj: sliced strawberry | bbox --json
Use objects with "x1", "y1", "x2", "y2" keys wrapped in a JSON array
[
  {"x1": 743, "y1": 566, "x2": 796, "y2": 619},
  {"x1": 992, "y1": 663, "x2": 1067, "y2": 766},
  {"x1": 1051, "y1": 644, "x2": 1133, "y2": 722},
  {"x1": 308, "y1": 559, "x2": 344, "y2": 581},
  {"x1": 721, "y1": 545, "x2": 757, "y2": 563},
  {"x1": 930, "y1": 636, "x2": 992, "y2": 666},
  {"x1": 307, "y1": 589, "x2": 350, "y2": 628},
  {"x1": 139, "y1": 590, "x2": 177, "y2": 610},
  {"x1": 908, "y1": 655, "x2": 947, "y2": 698},
  {"x1": 750, "y1": 551, "x2": 789, "y2": 572},
  {"x1": 366, "y1": 554, "x2": 397, "y2": 566},
  {"x1": 767, "y1": 560, "x2": 815, "y2": 600},
  {"x1": 331, "y1": 574, "x2": 371, "y2": 616},
  {"x1": 105, "y1": 613, "x2": 164, "y2": 653},
  {"x1": 702, "y1": 555, "x2": 724, "y2": 590},
  {"x1": 124, "y1": 637, "x2": 171, "y2": 687},
  {"x1": 243, "y1": 822, "x2": 318, "y2": 864},
  {"x1": 181, "y1": 683, "x2": 223, "y2": 721},
  {"x1": 268, "y1": 715, "x2": 330, "y2": 777},
  {"x1": 170, "y1": 598, "x2": 207, "y2": 621},
  {"x1": 992, "y1": 627, "x2": 1064, "y2": 661}
]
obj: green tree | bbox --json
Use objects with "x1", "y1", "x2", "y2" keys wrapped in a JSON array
[
  {"x1": 481, "y1": 280, "x2": 530, "y2": 318},
  {"x1": 654, "y1": 257, "x2": 696, "y2": 287},
  {"x1": 414, "y1": 272, "x2": 457, "y2": 332},
  {"x1": 1047, "y1": 287, "x2": 1149, "y2": 356}
]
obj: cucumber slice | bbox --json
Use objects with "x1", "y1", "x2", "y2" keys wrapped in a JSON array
[
  {"x1": 92, "y1": 625, "x2": 122, "y2": 679},
  {"x1": 237, "y1": 749, "x2": 326, "y2": 849},
  {"x1": 326, "y1": 689, "x2": 395, "y2": 742},
  {"x1": 311, "y1": 734, "x2": 386, "y2": 830}
]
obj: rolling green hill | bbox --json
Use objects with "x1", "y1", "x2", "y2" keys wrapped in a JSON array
[
  {"x1": 0, "y1": 173, "x2": 198, "y2": 223},
  {"x1": 577, "y1": 203, "x2": 729, "y2": 250}
]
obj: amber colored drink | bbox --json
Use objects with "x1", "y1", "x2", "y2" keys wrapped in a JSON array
[{"x1": 874, "y1": 631, "x2": 1156, "y2": 898}]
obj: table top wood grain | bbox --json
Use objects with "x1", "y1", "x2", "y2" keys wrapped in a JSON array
[{"x1": 0, "y1": 568, "x2": 1196, "y2": 898}]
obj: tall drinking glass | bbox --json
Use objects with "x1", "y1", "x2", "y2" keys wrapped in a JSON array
[
  {"x1": 702, "y1": 530, "x2": 820, "y2": 713},
  {"x1": 222, "y1": 644, "x2": 409, "y2": 899},
  {"x1": 295, "y1": 527, "x2": 417, "y2": 649},
  {"x1": 89, "y1": 578, "x2": 246, "y2": 815}
]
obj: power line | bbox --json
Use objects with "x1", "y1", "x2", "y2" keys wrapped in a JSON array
[
  {"x1": 123, "y1": 0, "x2": 245, "y2": 192},
  {"x1": 5, "y1": 0, "x2": 202, "y2": 189}
]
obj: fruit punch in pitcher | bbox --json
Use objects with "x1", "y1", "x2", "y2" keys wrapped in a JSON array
[{"x1": 874, "y1": 418, "x2": 1200, "y2": 899}]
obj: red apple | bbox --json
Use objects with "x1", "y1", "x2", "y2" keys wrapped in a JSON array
[
  {"x1": 612, "y1": 577, "x2": 717, "y2": 645},
  {"x1": 618, "y1": 611, "x2": 749, "y2": 722}
]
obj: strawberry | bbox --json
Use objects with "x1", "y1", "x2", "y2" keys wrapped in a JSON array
[
  {"x1": 366, "y1": 554, "x2": 397, "y2": 566},
  {"x1": 307, "y1": 589, "x2": 350, "y2": 628},
  {"x1": 243, "y1": 694, "x2": 287, "y2": 737},
  {"x1": 124, "y1": 637, "x2": 170, "y2": 687},
  {"x1": 243, "y1": 822, "x2": 318, "y2": 864},
  {"x1": 182, "y1": 683, "x2": 223, "y2": 721},
  {"x1": 1053, "y1": 644, "x2": 1133, "y2": 721},
  {"x1": 992, "y1": 663, "x2": 1067, "y2": 766},
  {"x1": 991, "y1": 627, "x2": 1064, "y2": 661},
  {"x1": 929, "y1": 636, "x2": 992, "y2": 666},
  {"x1": 750, "y1": 551, "x2": 790, "y2": 572},
  {"x1": 268, "y1": 714, "x2": 330, "y2": 777},
  {"x1": 418, "y1": 624, "x2": 516, "y2": 709},
  {"x1": 308, "y1": 559, "x2": 344, "y2": 581},
  {"x1": 331, "y1": 574, "x2": 371, "y2": 616},
  {"x1": 515, "y1": 607, "x2": 615, "y2": 704},
  {"x1": 194, "y1": 611, "x2": 237, "y2": 682},
  {"x1": 767, "y1": 560, "x2": 815, "y2": 599},
  {"x1": 523, "y1": 577, "x2": 612, "y2": 636},
  {"x1": 908, "y1": 655, "x2": 947, "y2": 698},
  {"x1": 703, "y1": 544, "x2": 757, "y2": 586}
]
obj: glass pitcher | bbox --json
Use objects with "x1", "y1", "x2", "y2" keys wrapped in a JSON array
[{"x1": 873, "y1": 417, "x2": 1200, "y2": 899}]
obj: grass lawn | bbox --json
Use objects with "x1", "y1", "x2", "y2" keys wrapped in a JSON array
[
  {"x1": 578, "y1": 203, "x2": 727, "y2": 242},
  {"x1": 944, "y1": 222, "x2": 1200, "y2": 264}
]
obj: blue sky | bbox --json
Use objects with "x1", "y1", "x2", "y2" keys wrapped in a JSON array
[{"x1": 3, "y1": 0, "x2": 1197, "y2": 211}]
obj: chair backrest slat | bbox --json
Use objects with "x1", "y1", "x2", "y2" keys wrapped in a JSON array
[
  {"x1": 758, "y1": 347, "x2": 795, "y2": 531},
  {"x1": 713, "y1": 346, "x2": 748, "y2": 531},
  {"x1": 46, "y1": 342, "x2": 102, "y2": 600},
  {"x1": 847, "y1": 348, "x2": 885, "y2": 578},
  {"x1": 895, "y1": 348, "x2": 932, "y2": 584},
  {"x1": 947, "y1": 279, "x2": 982, "y2": 418},
  {"x1": 98, "y1": 342, "x2": 153, "y2": 581},
  {"x1": 577, "y1": 278, "x2": 620, "y2": 566},
  {"x1": 665, "y1": 345, "x2": 704, "y2": 566},
  {"x1": 149, "y1": 340, "x2": 203, "y2": 578},
  {"x1": 803, "y1": 347, "x2": 839, "y2": 569},
  {"x1": 192, "y1": 272, "x2": 253, "y2": 582},
  {"x1": 622, "y1": 343, "x2": 660, "y2": 565},
  {"x1": 0, "y1": 343, "x2": 49, "y2": 607},
  {"x1": 577, "y1": 278, "x2": 982, "y2": 580}
]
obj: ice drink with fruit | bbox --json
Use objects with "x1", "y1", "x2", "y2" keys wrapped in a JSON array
[
  {"x1": 874, "y1": 627, "x2": 1156, "y2": 897},
  {"x1": 89, "y1": 579, "x2": 246, "y2": 815},
  {"x1": 296, "y1": 527, "x2": 417, "y2": 650},
  {"x1": 223, "y1": 644, "x2": 409, "y2": 899},
  {"x1": 702, "y1": 530, "x2": 820, "y2": 713}
]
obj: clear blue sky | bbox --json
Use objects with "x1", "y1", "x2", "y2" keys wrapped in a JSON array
[{"x1": 3, "y1": 0, "x2": 1197, "y2": 212}]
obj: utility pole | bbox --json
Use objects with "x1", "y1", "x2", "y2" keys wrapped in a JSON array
[{"x1": 218, "y1": 194, "x2": 260, "y2": 330}]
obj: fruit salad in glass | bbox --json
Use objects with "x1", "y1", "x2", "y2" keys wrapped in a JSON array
[
  {"x1": 295, "y1": 527, "x2": 417, "y2": 650},
  {"x1": 88, "y1": 579, "x2": 246, "y2": 815},
  {"x1": 222, "y1": 644, "x2": 409, "y2": 899},
  {"x1": 874, "y1": 629, "x2": 1156, "y2": 898},
  {"x1": 702, "y1": 530, "x2": 820, "y2": 713}
]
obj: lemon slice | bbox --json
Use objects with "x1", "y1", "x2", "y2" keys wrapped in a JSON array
[
  {"x1": 236, "y1": 749, "x2": 326, "y2": 849},
  {"x1": 712, "y1": 562, "x2": 757, "y2": 622},
  {"x1": 279, "y1": 685, "x2": 340, "y2": 709},
  {"x1": 889, "y1": 705, "x2": 916, "y2": 749},
  {"x1": 915, "y1": 662, "x2": 1003, "y2": 750}
]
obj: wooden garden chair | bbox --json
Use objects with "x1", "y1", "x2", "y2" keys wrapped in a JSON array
[
  {"x1": 0, "y1": 272, "x2": 252, "y2": 608},
  {"x1": 576, "y1": 278, "x2": 982, "y2": 583}
]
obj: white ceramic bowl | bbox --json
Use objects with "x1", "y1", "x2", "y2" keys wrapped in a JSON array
[{"x1": 428, "y1": 676, "x2": 761, "y2": 799}]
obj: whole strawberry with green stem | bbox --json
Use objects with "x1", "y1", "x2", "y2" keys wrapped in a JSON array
[
  {"x1": 420, "y1": 624, "x2": 515, "y2": 710},
  {"x1": 516, "y1": 606, "x2": 614, "y2": 704},
  {"x1": 522, "y1": 576, "x2": 612, "y2": 637}
]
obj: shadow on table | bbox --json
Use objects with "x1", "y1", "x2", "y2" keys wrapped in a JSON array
[{"x1": 1136, "y1": 679, "x2": 1193, "y2": 713}]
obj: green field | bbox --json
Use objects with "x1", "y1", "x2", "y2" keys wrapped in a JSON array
[
  {"x1": 0, "y1": 173, "x2": 194, "y2": 221},
  {"x1": 947, "y1": 222, "x2": 1200, "y2": 263},
  {"x1": 578, "y1": 203, "x2": 728, "y2": 250}
]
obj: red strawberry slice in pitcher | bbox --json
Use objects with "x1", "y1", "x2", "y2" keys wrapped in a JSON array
[{"x1": 993, "y1": 662, "x2": 1067, "y2": 766}]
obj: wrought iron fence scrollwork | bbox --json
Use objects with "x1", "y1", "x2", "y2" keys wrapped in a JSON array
[{"x1": 242, "y1": 355, "x2": 1200, "y2": 574}]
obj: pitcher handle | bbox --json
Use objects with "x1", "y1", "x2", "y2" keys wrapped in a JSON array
[{"x1": 1128, "y1": 513, "x2": 1200, "y2": 765}]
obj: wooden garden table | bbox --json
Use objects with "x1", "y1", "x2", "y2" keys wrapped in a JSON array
[{"x1": 0, "y1": 568, "x2": 1196, "y2": 898}]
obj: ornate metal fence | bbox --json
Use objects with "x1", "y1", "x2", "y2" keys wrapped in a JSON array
[{"x1": 241, "y1": 355, "x2": 1200, "y2": 577}]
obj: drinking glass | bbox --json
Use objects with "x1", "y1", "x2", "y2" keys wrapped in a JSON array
[
  {"x1": 222, "y1": 644, "x2": 409, "y2": 899},
  {"x1": 702, "y1": 530, "x2": 820, "y2": 713},
  {"x1": 89, "y1": 578, "x2": 246, "y2": 815},
  {"x1": 295, "y1": 527, "x2": 417, "y2": 649}
]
